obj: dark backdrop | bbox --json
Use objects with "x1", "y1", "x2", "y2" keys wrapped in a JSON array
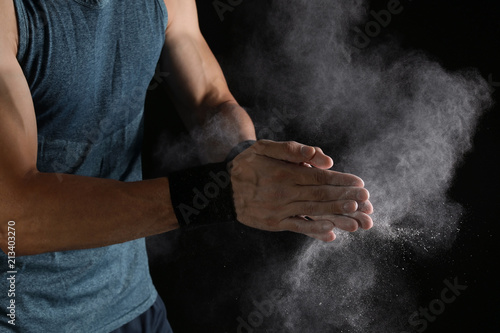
[{"x1": 143, "y1": 1, "x2": 500, "y2": 332}]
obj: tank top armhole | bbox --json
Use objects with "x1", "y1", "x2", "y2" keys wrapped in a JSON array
[
  {"x1": 13, "y1": 0, "x2": 29, "y2": 64},
  {"x1": 156, "y1": 0, "x2": 168, "y2": 32}
]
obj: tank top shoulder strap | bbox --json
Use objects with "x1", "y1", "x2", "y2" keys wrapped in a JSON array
[{"x1": 13, "y1": 0, "x2": 168, "y2": 63}]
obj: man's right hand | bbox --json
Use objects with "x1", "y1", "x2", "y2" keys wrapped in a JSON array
[{"x1": 229, "y1": 140, "x2": 374, "y2": 242}]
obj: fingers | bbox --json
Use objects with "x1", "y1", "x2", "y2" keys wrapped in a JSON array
[
  {"x1": 304, "y1": 146, "x2": 334, "y2": 169},
  {"x1": 305, "y1": 230, "x2": 337, "y2": 242},
  {"x1": 280, "y1": 213, "x2": 373, "y2": 243},
  {"x1": 357, "y1": 200, "x2": 374, "y2": 214},
  {"x1": 232, "y1": 139, "x2": 374, "y2": 243},
  {"x1": 351, "y1": 211, "x2": 374, "y2": 230},
  {"x1": 254, "y1": 140, "x2": 334, "y2": 170},
  {"x1": 292, "y1": 166, "x2": 365, "y2": 187},
  {"x1": 285, "y1": 200, "x2": 360, "y2": 217},
  {"x1": 317, "y1": 212, "x2": 374, "y2": 231},
  {"x1": 281, "y1": 212, "x2": 373, "y2": 243},
  {"x1": 241, "y1": 140, "x2": 364, "y2": 187},
  {"x1": 291, "y1": 185, "x2": 370, "y2": 203},
  {"x1": 279, "y1": 216, "x2": 336, "y2": 237}
]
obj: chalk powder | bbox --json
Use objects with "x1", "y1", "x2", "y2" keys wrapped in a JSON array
[{"x1": 227, "y1": 0, "x2": 493, "y2": 332}]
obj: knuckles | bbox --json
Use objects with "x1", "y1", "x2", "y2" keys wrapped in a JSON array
[
  {"x1": 230, "y1": 139, "x2": 374, "y2": 237},
  {"x1": 312, "y1": 170, "x2": 327, "y2": 184},
  {"x1": 283, "y1": 140, "x2": 299, "y2": 154},
  {"x1": 269, "y1": 168, "x2": 293, "y2": 183},
  {"x1": 311, "y1": 187, "x2": 329, "y2": 201},
  {"x1": 270, "y1": 187, "x2": 288, "y2": 201},
  {"x1": 302, "y1": 202, "x2": 316, "y2": 216}
]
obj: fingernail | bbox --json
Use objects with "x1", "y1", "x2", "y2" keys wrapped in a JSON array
[
  {"x1": 358, "y1": 178, "x2": 365, "y2": 187},
  {"x1": 301, "y1": 145, "x2": 315, "y2": 159},
  {"x1": 344, "y1": 201, "x2": 357, "y2": 212},
  {"x1": 357, "y1": 189, "x2": 368, "y2": 201}
]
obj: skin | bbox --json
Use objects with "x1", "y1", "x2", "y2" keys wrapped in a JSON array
[{"x1": 0, "y1": 0, "x2": 373, "y2": 256}]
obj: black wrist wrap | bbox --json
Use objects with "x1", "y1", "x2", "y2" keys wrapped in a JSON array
[
  {"x1": 224, "y1": 140, "x2": 256, "y2": 164},
  {"x1": 168, "y1": 140, "x2": 256, "y2": 229},
  {"x1": 169, "y1": 162, "x2": 236, "y2": 229}
]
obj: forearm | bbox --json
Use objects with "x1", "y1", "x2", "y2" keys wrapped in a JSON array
[
  {"x1": 193, "y1": 101, "x2": 256, "y2": 163},
  {"x1": 1, "y1": 172, "x2": 176, "y2": 256},
  {"x1": 159, "y1": 2, "x2": 256, "y2": 162}
]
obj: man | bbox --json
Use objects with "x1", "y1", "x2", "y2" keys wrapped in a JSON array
[{"x1": 0, "y1": 0, "x2": 373, "y2": 331}]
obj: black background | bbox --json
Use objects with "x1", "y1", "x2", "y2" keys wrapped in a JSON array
[{"x1": 143, "y1": 0, "x2": 500, "y2": 332}]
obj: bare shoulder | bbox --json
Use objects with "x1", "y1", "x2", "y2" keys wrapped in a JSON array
[{"x1": 0, "y1": 0, "x2": 19, "y2": 62}]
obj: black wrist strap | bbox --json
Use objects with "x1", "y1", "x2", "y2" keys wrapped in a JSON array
[
  {"x1": 169, "y1": 161, "x2": 236, "y2": 229},
  {"x1": 225, "y1": 140, "x2": 256, "y2": 163},
  {"x1": 168, "y1": 140, "x2": 256, "y2": 230}
]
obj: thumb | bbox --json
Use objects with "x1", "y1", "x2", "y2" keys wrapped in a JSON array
[
  {"x1": 254, "y1": 140, "x2": 333, "y2": 169},
  {"x1": 306, "y1": 146, "x2": 334, "y2": 169}
]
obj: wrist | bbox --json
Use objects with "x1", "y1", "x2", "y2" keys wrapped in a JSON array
[
  {"x1": 168, "y1": 161, "x2": 236, "y2": 229},
  {"x1": 168, "y1": 140, "x2": 256, "y2": 230},
  {"x1": 225, "y1": 140, "x2": 256, "y2": 163}
]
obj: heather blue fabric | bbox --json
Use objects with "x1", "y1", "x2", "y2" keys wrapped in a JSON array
[{"x1": 0, "y1": 0, "x2": 168, "y2": 332}]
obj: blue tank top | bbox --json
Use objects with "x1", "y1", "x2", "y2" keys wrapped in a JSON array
[{"x1": 0, "y1": 1, "x2": 168, "y2": 332}]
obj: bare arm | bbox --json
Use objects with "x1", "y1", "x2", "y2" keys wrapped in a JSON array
[
  {"x1": 0, "y1": 2, "x2": 177, "y2": 256},
  {"x1": 159, "y1": 0, "x2": 373, "y2": 241},
  {"x1": 0, "y1": 0, "x2": 372, "y2": 257},
  {"x1": 161, "y1": 0, "x2": 256, "y2": 163}
]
